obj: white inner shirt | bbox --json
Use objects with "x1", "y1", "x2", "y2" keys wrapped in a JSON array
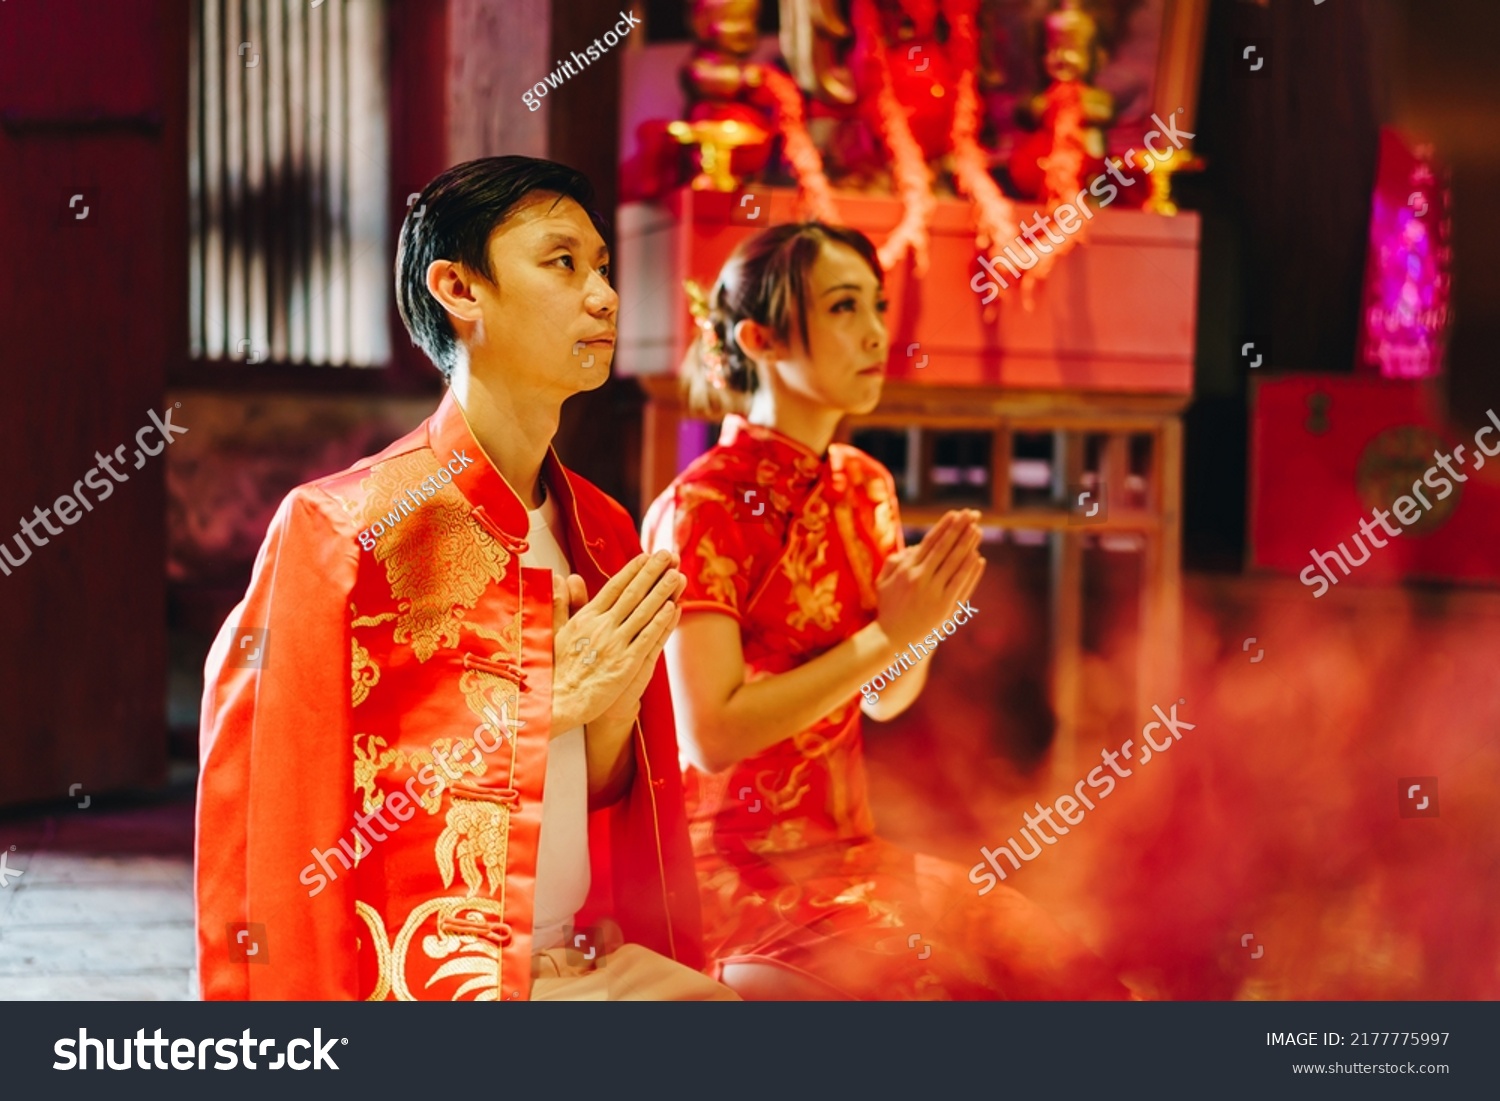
[{"x1": 519, "y1": 488, "x2": 590, "y2": 952}]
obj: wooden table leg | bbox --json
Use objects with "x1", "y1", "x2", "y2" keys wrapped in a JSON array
[{"x1": 1138, "y1": 417, "x2": 1184, "y2": 715}]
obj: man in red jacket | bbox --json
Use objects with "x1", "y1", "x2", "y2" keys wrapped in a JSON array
[{"x1": 196, "y1": 156, "x2": 732, "y2": 1001}]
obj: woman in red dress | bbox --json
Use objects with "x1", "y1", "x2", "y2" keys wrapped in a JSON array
[{"x1": 641, "y1": 222, "x2": 1126, "y2": 1000}]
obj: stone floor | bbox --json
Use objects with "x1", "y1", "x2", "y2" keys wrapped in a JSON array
[{"x1": 0, "y1": 764, "x2": 197, "y2": 1000}]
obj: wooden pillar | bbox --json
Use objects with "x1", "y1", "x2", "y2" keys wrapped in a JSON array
[
  {"x1": 1049, "y1": 428, "x2": 1087, "y2": 782},
  {"x1": 445, "y1": 0, "x2": 550, "y2": 163}
]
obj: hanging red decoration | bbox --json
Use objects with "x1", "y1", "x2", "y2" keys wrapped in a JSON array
[
  {"x1": 1024, "y1": 80, "x2": 1090, "y2": 289},
  {"x1": 945, "y1": 0, "x2": 1019, "y2": 285},
  {"x1": 760, "y1": 66, "x2": 841, "y2": 224},
  {"x1": 851, "y1": 0, "x2": 936, "y2": 274}
]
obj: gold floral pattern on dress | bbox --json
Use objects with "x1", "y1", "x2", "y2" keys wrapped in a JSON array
[
  {"x1": 834, "y1": 500, "x2": 878, "y2": 611},
  {"x1": 751, "y1": 459, "x2": 794, "y2": 518},
  {"x1": 807, "y1": 880, "x2": 904, "y2": 928},
  {"x1": 865, "y1": 474, "x2": 900, "y2": 557},
  {"x1": 351, "y1": 637, "x2": 380, "y2": 707},
  {"x1": 694, "y1": 532, "x2": 742, "y2": 608},
  {"x1": 779, "y1": 532, "x2": 841, "y2": 633},
  {"x1": 361, "y1": 452, "x2": 510, "y2": 662},
  {"x1": 755, "y1": 759, "x2": 814, "y2": 815},
  {"x1": 746, "y1": 816, "x2": 813, "y2": 854},
  {"x1": 354, "y1": 733, "x2": 406, "y2": 814},
  {"x1": 798, "y1": 489, "x2": 832, "y2": 536}
]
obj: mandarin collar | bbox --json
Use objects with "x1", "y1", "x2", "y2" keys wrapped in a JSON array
[
  {"x1": 426, "y1": 389, "x2": 610, "y2": 580},
  {"x1": 720, "y1": 414, "x2": 842, "y2": 489}
]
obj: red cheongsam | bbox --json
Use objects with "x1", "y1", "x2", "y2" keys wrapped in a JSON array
[
  {"x1": 197, "y1": 390, "x2": 702, "y2": 1000},
  {"x1": 642, "y1": 416, "x2": 1125, "y2": 1000}
]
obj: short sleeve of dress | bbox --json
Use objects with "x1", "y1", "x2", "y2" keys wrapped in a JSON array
[
  {"x1": 642, "y1": 480, "x2": 753, "y2": 623},
  {"x1": 843, "y1": 448, "x2": 905, "y2": 569}
]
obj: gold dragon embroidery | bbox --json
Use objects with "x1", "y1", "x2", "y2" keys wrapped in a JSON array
[
  {"x1": 353, "y1": 733, "x2": 406, "y2": 814},
  {"x1": 361, "y1": 451, "x2": 511, "y2": 661},
  {"x1": 457, "y1": 612, "x2": 524, "y2": 742},
  {"x1": 351, "y1": 637, "x2": 380, "y2": 707},
  {"x1": 374, "y1": 896, "x2": 510, "y2": 1002},
  {"x1": 404, "y1": 737, "x2": 487, "y2": 815},
  {"x1": 436, "y1": 797, "x2": 509, "y2": 898}
]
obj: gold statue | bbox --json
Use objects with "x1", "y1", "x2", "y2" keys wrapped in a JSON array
[
  {"x1": 1009, "y1": 0, "x2": 1115, "y2": 200},
  {"x1": 676, "y1": 0, "x2": 776, "y2": 189},
  {"x1": 683, "y1": 0, "x2": 767, "y2": 115}
]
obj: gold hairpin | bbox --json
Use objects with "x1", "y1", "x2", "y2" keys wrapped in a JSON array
[
  {"x1": 683, "y1": 279, "x2": 729, "y2": 389},
  {"x1": 684, "y1": 278, "x2": 711, "y2": 322}
]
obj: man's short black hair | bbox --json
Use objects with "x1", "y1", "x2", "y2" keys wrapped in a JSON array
[{"x1": 394, "y1": 155, "x2": 607, "y2": 378}]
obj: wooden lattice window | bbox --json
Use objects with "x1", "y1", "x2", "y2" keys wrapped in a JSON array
[{"x1": 189, "y1": 0, "x2": 390, "y2": 367}]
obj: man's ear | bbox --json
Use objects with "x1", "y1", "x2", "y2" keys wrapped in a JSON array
[{"x1": 426, "y1": 259, "x2": 485, "y2": 327}]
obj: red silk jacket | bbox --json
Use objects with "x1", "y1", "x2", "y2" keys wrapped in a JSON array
[{"x1": 196, "y1": 390, "x2": 703, "y2": 1000}]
